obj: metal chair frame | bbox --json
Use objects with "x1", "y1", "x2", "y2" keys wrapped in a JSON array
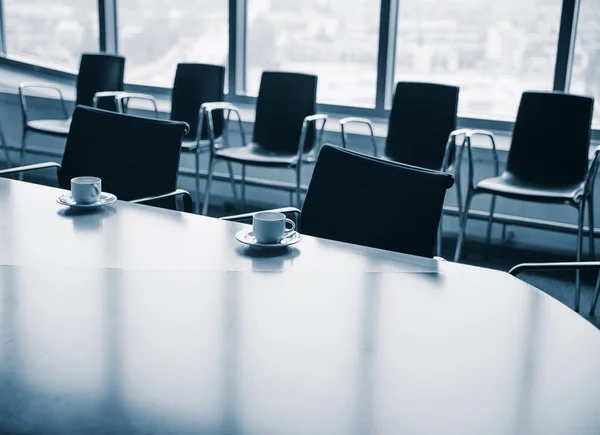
[
  {"x1": 200, "y1": 102, "x2": 327, "y2": 215},
  {"x1": 339, "y1": 116, "x2": 469, "y2": 256},
  {"x1": 456, "y1": 130, "x2": 600, "y2": 312},
  {"x1": 509, "y1": 261, "x2": 600, "y2": 316},
  {"x1": 92, "y1": 91, "x2": 239, "y2": 215}
]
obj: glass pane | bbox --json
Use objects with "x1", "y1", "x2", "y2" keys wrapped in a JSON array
[
  {"x1": 246, "y1": 0, "x2": 380, "y2": 107},
  {"x1": 4, "y1": 0, "x2": 99, "y2": 69},
  {"x1": 394, "y1": 0, "x2": 562, "y2": 120},
  {"x1": 118, "y1": 0, "x2": 228, "y2": 87},
  {"x1": 570, "y1": 0, "x2": 600, "y2": 128}
]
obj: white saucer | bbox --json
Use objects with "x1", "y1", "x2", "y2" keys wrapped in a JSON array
[
  {"x1": 56, "y1": 192, "x2": 117, "y2": 209},
  {"x1": 235, "y1": 230, "x2": 302, "y2": 249}
]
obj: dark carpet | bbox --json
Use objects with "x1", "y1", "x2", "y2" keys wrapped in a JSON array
[{"x1": 439, "y1": 236, "x2": 600, "y2": 329}]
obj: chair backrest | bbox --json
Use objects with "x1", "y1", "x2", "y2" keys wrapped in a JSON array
[
  {"x1": 506, "y1": 91, "x2": 594, "y2": 186},
  {"x1": 253, "y1": 71, "x2": 317, "y2": 154},
  {"x1": 75, "y1": 54, "x2": 125, "y2": 108},
  {"x1": 386, "y1": 82, "x2": 459, "y2": 170},
  {"x1": 300, "y1": 144, "x2": 454, "y2": 258},
  {"x1": 59, "y1": 106, "x2": 188, "y2": 209},
  {"x1": 170, "y1": 63, "x2": 225, "y2": 140}
]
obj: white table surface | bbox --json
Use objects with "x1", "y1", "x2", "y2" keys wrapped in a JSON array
[{"x1": 1, "y1": 178, "x2": 600, "y2": 435}]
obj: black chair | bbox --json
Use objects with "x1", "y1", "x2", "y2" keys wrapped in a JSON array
[
  {"x1": 0, "y1": 106, "x2": 192, "y2": 212},
  {"x1": 220, "y1": 144, "x2": 454, "y2": 258},
  {"x1": 340, "y1": 81, "x2": 464, "y2": 255},
  {"x1": 509, "y1": 261, "x2": 600, "y2": 316},
  {"x1": 201, "y1": 71, "x2": 328, "y2": 215},
  {"x1": 341, "y1": 81, "x2": 460, "y2": 167},
  {"x1": 18, "y1": 53, "x2": 125, "y2": 164},
  {"x1": 455, "y1": 92, "x2": 597, "y2": 312},
  {"x1": 93, "y1": 63, "x2": 235, "y2": 213}
]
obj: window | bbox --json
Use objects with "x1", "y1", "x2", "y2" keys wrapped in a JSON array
[
  {"x1": 570, "y1": 0, "x2": 600, "y2": 128},
  {"x1": 394, "y1": 0, "x2": 562, "y2": 120},
  {"x1": 245, "y1": 0, "x2": 381, "y2": 107},
  {"x1": 3, "y1": 0, "x2": 99, "y2": 69},
  {"x1": 118, "y1": 0, "x2": 228, "y2": 87}
]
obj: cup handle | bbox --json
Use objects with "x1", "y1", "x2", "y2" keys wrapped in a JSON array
[
  {"x1": 284, "y1": 218, "x2": 296, "y2": 235},
  {"x1": 91, "y1": 184, "x2": 101, "y2": 197}
]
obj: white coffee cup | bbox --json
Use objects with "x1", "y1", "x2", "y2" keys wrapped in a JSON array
[
  {"x1": 71, "y1": 176, "x2": 102, "y2": 204},
  {"x1": 252, "y1": 211, "x2": 296, "y2": 244}
]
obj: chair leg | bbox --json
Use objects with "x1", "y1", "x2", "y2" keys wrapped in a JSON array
[
  {"x1": 241, "y1": 164, "x2": 246, "y2": 212},
  {"x1": 437, "y1": 216, "x2": 444, "y2": 257},
  {"x1": 589, "y1": 195, "x2": 595, "y2": 261},
  {"x1": 484, "y1": 195, "x2": 497, "y2": 258},
  {"x1": 19, "y1": 128, "x2": 28, "y2": 166},
  {"x1": 226, "y1": 161, "x2": 239, "y2": 208},
  {"x1": 194, "y1": 150, "x2": 201, "y2": 214},
  {"x1": 575, "y1": 201, "x2": 585, "y2": 312},
  {"x1": 453, "y1": 170, "x2": 464, "y2": 256},
  {"x1": 296, "y1": 166, "x2": 302, "y2": 208},
  {"x1": 19, "y1": 128, "x2": 29, "y2": 181},
  {"x1": 2, "y1": 143, "x2": 8, "y2": 169},
  {"x1": 0, "y1": 125, "x2": 10, "y2": 168},
  {"x1": 454, "y1": 168, "x2": 463, "y2": 214},
  {"x1": 590, "y1": 272, "x2": 600, "y2": 316},
  {"x1": 454, "y1": 187, "x2": 474, "y2": 263},
  {"x1": 201, "y1": 156, "x2": 216, "y2": 216}
]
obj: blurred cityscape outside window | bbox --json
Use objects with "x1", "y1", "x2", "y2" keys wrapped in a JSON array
[
  {"x1": 118, "y1": 0, "x2": 228, "y2": 87},
  {"x1": 395, "y1": 0, "x2": 562, "y2": 121},
  {"x1": 570, "y1": 0, "x2": 600, "y2": 128},
  {"x1": 2, "y1": 0, "x2": 599, "y2": 127},
  {"x1": 246, "y1": 0, "x2": 381, "y2": 107},
  {"x1": 4, "y1": 0, "x2": 98, "y2": 70}
]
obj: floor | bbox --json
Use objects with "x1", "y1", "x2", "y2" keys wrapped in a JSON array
[{"x1": 441, "y1": 236, "x2": 600, "y2": 329}]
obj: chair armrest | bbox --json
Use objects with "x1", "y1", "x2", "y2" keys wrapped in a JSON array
[
  {"x1": 92, "y1": 91, "x2": 123, "y2": 106},
  {"x1": 340, "y1": 117, "x2": 378, "y2": 157},
  {"x1": 441, "y1": 128, "x2": 472, "y2": 171},
  {"x1": 509, "y1": 261, "x2": 600, "y2": 276},
  {"x1": 457, "y1": 129, "x2": 500, "y2": 190},
  {"x1": 202, "y1": 102, "x2": 241, "y2": 112},
  {"x1": 200, "y1": 102, "x2": 247, "y2": 152},
  {"x1": 19, "y1": 82, "x2": 69, "y2": 121},
  {"x1": 450, "y1": 128, "x2": 470, "y2": 137},
  {"x1": 220, "y1": 207, "x2": 302, "y2": 223},
  {"x1": 465, "y1": 130, "x2": 499, "y2": 172},
  {"x1": 130, "y1": 189, "x2": 193, "y2": 213},
  {"x1": 94, "y1": 91, "x2": 159, "y2": 117},
  {"x1": 304, "y1": 114, "x2": 329, "y2": 124},
  {"x1": 583, "y1": 145, "x2": 600, "y2": 200},
  {"x1": 0, "y1": 162, "x2": 61, "y2": 176},
  {"x1": 298, "y1": 114, "x2": 328, "y2": 162},
  {"x1": 340, "y1": 116, "x2": 373, "y2": 126}
]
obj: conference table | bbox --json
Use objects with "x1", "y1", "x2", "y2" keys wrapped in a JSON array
[{"x1": 1, "y1": 177, "x2": 600, "y2": 435}]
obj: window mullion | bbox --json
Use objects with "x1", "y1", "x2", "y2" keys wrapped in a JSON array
[
  {"x1": 0, "y1": 0, "x2": 6, "y2": 56},
  {"x1": 229, "y1": 0, "x2": 246, "y2": 96},
  {"x1": 553, "y1": 0, "x2": 581, "y2": 92},
  {"x1": 98, "y1": 0, "x2": 118, "y2": 54},
  {"x1": 375, "y1": 0, "x2": 398, "y2": 115}
]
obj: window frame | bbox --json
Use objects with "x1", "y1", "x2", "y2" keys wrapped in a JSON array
[
  {"x1": 2, "y1": 0, "x2": 103, "y2": 70},
  {"x1": 0, "y1": 0, "x2": 597, "y2": 140}
]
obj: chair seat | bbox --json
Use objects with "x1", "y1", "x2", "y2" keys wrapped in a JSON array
[
  {"x1": 215, "y1": 143, "x2": 298, "y2": 167},
  {"x1": 476, "y1": 173, "x2": 584, "y2": 204},
  {"x1": 181, "y1": 138, "x2": 212, "y2": 153},
  {"x1": 27, "y1": 118, "x2": 72, "y2": 136}
]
